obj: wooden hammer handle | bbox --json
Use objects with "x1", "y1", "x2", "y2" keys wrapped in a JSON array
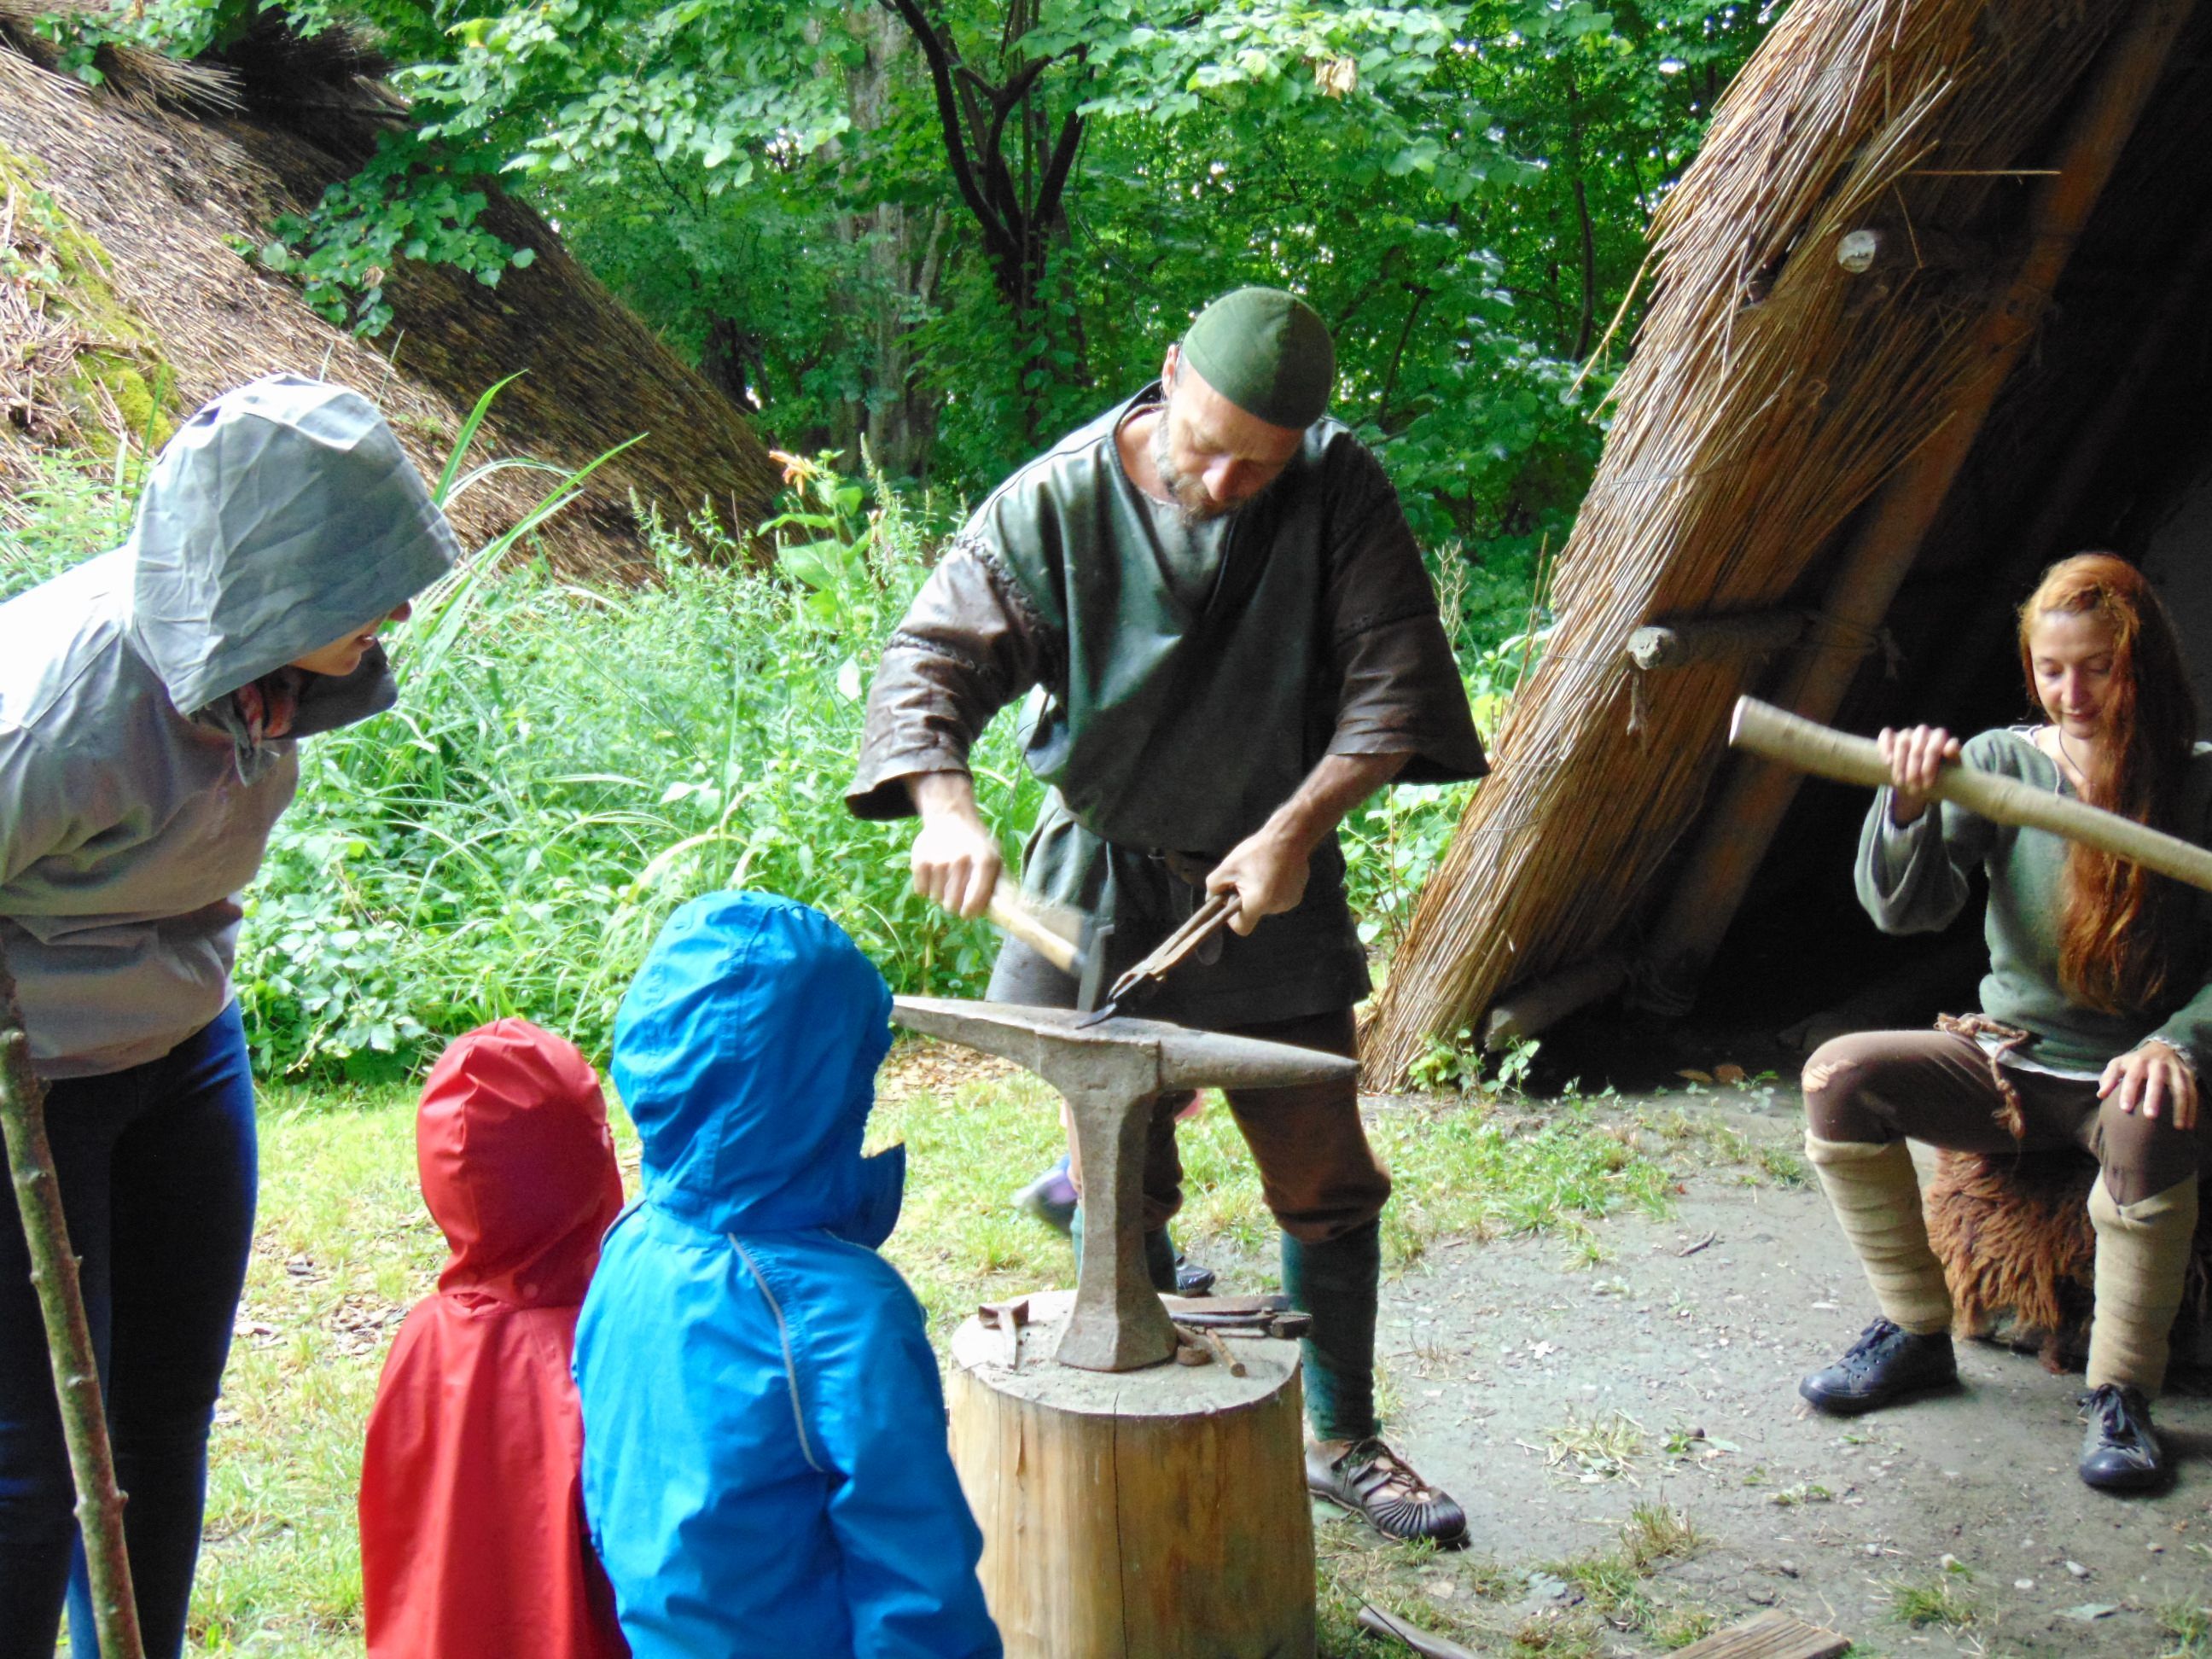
[
  {"x1": 1729, "y1": 696, "x2": 2212, "y2": 895},
  {"x1": 984, "y1": 875, "x2": 1080, "y2": 975}
]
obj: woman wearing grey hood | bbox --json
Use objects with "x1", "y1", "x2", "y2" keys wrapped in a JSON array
[{"x1": 0, "y1": 375, "x2": 457, "y2": 1657}]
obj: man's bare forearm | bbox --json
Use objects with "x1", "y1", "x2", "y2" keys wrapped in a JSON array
[
  {"x1": 906, "y1": 769, "x2": 983, "y2": 828},
  {"x1": 1207, "y1": 752, "x2": 1410, "y2": 928},
  {"x1": 1260, "y1": 752, "x2": 1410, "y2": 861}
]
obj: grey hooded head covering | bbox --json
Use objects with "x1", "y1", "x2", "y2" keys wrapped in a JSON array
[
  {"x1": 129, "y1": 373, "x2": 461, "y2": 721},
  {"x1": 1, "y1": 374, "x2": 460, "y2": 1078}
]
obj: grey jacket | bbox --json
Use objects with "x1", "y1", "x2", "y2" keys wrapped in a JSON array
[{"x1": 1, "y1": 375, "x2": 458, "y2": 1078}]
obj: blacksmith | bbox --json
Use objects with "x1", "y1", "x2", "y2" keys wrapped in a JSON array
[{"x1": 847, "y1": 287, "x2": 1487, "y2": 1544}]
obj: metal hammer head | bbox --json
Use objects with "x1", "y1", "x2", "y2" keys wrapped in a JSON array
[
  {"x1": 892, "y1": 997, "x2": 1356, "y2": 1371},
  {"x1": 982, "y1": 882, "x2": 1111, "y2": 1011},
  {"x1": 1074, "y1": 922, "x2": 1113, "y2": 1014}
]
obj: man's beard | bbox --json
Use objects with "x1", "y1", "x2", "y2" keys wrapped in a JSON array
[{"x1": 1151, "y1": 411, "x2": 1238, "y2": 528}]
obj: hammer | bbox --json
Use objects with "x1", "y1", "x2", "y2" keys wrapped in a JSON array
[{"x1": 983, "y1": 875, "x2": 1114, "y2": 1013}]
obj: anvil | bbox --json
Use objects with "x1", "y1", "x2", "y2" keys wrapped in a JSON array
[{"x1": 892, "y1": 997, "x2": 1358, "y2": 1371}]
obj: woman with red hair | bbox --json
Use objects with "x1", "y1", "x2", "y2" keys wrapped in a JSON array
[{"x1": 1797, "y1": 552, "x2": 2207, "y2": 1492}]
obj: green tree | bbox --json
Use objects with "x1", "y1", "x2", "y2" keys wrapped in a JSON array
[{"x1": 84, "y1": 0, "x2": 1776, "y2": 564}]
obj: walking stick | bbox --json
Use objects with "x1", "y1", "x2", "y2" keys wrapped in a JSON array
[{"x1": 0, "y1": 942, "x2": 145, "y2": 1659}]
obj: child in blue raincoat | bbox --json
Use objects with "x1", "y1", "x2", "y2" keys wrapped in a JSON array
[{"x1": 573, "y1": 891, "x2": 1000, "y2": 1659}]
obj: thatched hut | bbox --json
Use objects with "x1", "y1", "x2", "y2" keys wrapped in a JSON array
[
  {"x1": 0, "y1": 5, "x2": 782, "y2": 577},
  {"x1": 1366, "y1": 0, "x2": 2212, "y2": 1085}
]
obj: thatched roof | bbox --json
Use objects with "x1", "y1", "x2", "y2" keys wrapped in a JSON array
[
  {"x1": 0, "y1": 5, "x2": 782, "y2": 577},
  {"x1": 1365, "y1": 0, "x2": 2212, "y2": 1084}
]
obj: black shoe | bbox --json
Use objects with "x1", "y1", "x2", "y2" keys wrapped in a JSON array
[
  {"x1": 1173, "y1": 1250, "x2": 1216, "y2": 1296},
  {"x1": 2077, "y1": 1383, "x2": 2170, "y2": 1493},
  {"x1": 1307, "y1": 1437, "x2": 1469, "y2": 1548},
  {"x1": 1798, "y1": 1318, "x2": 1959, "y2": 1415},
  {"x1": 1142, "y1": 1226, "x2": 1215, "y2": 1295}
]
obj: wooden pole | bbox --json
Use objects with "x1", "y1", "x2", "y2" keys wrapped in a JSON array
[
  {"x1": 1625, "y1": 609, "x2": 1807, "y2": 672},
  {"x1": 1729, "y1": 696, "x2": 2212, "y2": 891},
  {"x1": 0, "y1": 946, "x2": 144, "y2": 1659},
  {"x1": 1634, "y1": 0, "x2": 2199, "y2": 1014},
  {"x1": 1481, "y1": 954, "x2": 1627, "y2": 1050}
]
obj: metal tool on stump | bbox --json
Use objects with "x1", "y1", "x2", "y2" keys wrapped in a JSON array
[{"x1": 892, "y1": 997, "x2": 1355, "y2": 1371}]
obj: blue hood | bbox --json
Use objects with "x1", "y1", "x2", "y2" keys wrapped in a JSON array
[{"x1": 612, "y1": 892, "x2": 902, "y2": 1242}]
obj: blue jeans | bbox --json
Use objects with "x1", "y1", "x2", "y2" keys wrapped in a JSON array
[{"x1": 0, "y1": 1004, "x2": 257, "y2": 1659}]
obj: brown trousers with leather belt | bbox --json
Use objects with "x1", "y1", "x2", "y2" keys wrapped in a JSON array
[{"x1": 986, "y1": 940, "x2": 1391, "y2": 1244}]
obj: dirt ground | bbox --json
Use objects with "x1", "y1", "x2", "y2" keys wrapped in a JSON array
[{"x1": 1295, "y1": 1087, "x2": 2211, "y2": 1657}]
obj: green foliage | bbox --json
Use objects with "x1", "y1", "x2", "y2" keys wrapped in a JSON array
[
  {"x1": 0, "y1": 451, "x2": 141, "y2": 597},
  {"x1": 1406, "y1": 1029, "x2": 1540, "y2": 1094},
  {"x1": 244, "y1": 133, "x2": 534, "y2": 335},
  {"x1": 133, "y1": 0, "x2": 1777, "y2": 569},
  {"x1": 30, "y1": 0, "x2": 257, "y2": 83}
]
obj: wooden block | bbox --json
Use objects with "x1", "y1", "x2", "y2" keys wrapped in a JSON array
[
  {"x1": 948, "y1": 1289, "x2": 1315, "y2": 1657},
  {"x1": 1670, "y1": 1610, "x2": 1851, "y2": 1659}
]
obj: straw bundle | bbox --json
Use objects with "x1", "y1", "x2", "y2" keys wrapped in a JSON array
[
  {"x1": 1363, "y1": 0, "x2": 2136, "y2": 1086},
  {"x1": 0, "y1": 4, "x2": 782, "y2": 578}
]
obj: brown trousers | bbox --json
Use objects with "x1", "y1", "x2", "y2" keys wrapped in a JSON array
[
  {"x1": 1802, "y1": 1028, "x2": 2204, "y2": 1207},
  {"x1": 987, "y1": 939, "x2": 1392, "y2": 1243}
]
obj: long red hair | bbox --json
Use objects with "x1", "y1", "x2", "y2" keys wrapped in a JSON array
[{"x1": 2017, "y1": 554, "x2": 2199, "y2": 1015}]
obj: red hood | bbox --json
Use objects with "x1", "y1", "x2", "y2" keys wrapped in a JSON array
[{"x1": 417, "y1": 1019, "x2": 624, "y2": 1308}]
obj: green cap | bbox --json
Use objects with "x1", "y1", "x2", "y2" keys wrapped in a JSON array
[{"x1": 1179, "y1": 287, "x2": 1335, "y2": 429}]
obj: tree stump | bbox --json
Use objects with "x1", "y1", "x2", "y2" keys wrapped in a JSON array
[{"x1": 947, "y1": 1289, "x2": 1316, "y2": 1657}]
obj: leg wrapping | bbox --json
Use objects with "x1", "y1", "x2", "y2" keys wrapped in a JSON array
[
  {"x1": 1807, "y1": 1135, "x2": 1952, "y2": 1334},
  {"x1": 2086, "y1": 1172, "x2": 2198, "y2": 1394}
]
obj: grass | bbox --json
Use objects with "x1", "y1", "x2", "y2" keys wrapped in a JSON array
[
  {"x1": 1516, "y1": 1504, "x2": 1708, "y2": 1656},
  {"x1": 149, "y1": 1044, "x2": 1679, "y2": 1656},
  {"x1": 188, "y1": 1084, "x2": 430, "y2": 1656},
  {"x1": 1889, "y1": 1567, "x2": 1979, "y2": 1631},
  {"x1": 2161, "y1": 1599, "x2": 2212, "y2": 1659},
  {"x1": 1543, "y1": 1407, "x2": 1650, "y2": 1483},
  {"x1": 1373, "y1": 1097, "x2": 1675, "y2": 1270}
]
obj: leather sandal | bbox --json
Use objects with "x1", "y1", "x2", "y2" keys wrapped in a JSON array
[{"x1": 1307, "y1": 1437, "x2": 1468, "y2": 1548}]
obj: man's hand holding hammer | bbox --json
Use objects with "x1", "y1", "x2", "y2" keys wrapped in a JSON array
[{"x1": 908, "y1": 772, "x2": 1003, "y2": 920}]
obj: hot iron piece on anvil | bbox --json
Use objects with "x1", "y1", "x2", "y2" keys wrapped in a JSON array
[{"x1": 891, "y1": 997, "x2": 1356, "y2": 1371}]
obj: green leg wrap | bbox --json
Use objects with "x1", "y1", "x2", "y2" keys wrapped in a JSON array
[{"x1": 1282, "y1": 1220, "x2": 1380, "y2": 1442}]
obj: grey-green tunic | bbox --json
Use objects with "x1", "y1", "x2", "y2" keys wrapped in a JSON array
[
  {"x1": 1860, "y1": 727, "x2": 2212, "y2": 1074},
  {"x1": 848, "y1": 387, "x2": 1486, "y2": 1024}
]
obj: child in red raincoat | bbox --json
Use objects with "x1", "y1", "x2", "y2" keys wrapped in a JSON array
[{"x1": 358, "y1": 1018, "x2": 629, "y2": 1659}]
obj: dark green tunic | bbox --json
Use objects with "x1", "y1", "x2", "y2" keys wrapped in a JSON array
[{"x1": 849, "y1": 387, "x2": 1486, "y2": 1024}]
